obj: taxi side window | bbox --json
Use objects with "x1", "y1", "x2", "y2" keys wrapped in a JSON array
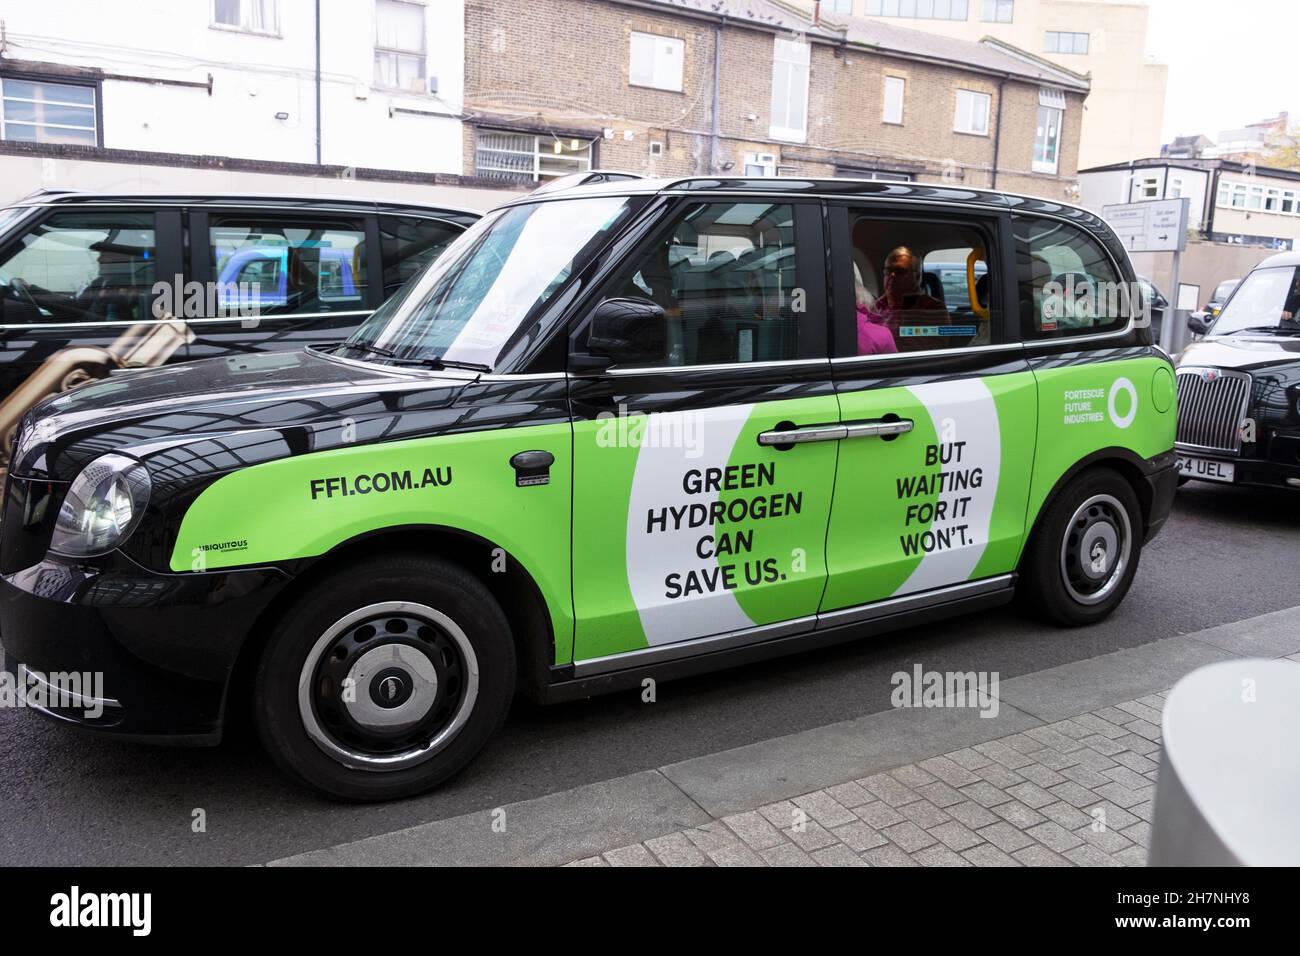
[
  {"x1": 848, "y1": 214, "x2": 995, "y2": 354},
  {"x1": 1013, "y1": 214, "x2": 1128, "y2": 339},
  {"x1": 0, "y1": 211, "x2": 157, "y2": 324},
  {"x1": 209, "y1": 216, "x2": 367, "y2": 316},
  {"x1": 604, "y1": 201, "x2": 802, "y2": 367},
  {"x1": 379, "y1": 215, "x2": 464, "y2": 298}
]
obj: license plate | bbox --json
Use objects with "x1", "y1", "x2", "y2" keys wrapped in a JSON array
[{"x1": 1176, "y1": 454, "x2": 1235, "y2": 483}]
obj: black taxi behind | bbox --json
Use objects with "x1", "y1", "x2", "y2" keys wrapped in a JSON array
[{"x1": 1177, "y1": 251, "x2": 1300, "y2": 490}]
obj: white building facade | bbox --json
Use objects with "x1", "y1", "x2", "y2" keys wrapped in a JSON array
[{"x1": 0, "y1": 0, "x2": 516, "y2": 208}]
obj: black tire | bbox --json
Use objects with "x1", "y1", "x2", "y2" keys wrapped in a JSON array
[
  {"x1": 1021, "y1": 467, "x2": 1144, "y2": 627},
  {"x1": 254, "y1": 553, "x2": 515, "y2": 801}
]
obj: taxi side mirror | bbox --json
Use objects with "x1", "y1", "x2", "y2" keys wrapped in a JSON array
[
  {"x1": 1187, "y1": 311, "x2": 1210, "y2": 336},
  {"x1": 584, "y1": 297, "x2": 666, "y2": 368}
]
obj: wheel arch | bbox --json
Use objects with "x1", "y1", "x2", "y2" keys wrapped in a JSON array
[
  {"x1": 224, "y1": 524, "x2": 559, "y2": 734},
  {"x1": 1020, "y1": 447, "x2": 1154, "y2": 565}
]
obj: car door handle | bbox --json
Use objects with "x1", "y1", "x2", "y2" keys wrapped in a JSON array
[
  {"x1": 843, "y1": 418, "x2": 915, "y2": 439},
  {"x1": 757, "y1": 424, "x2": 848, "y2": 446}
]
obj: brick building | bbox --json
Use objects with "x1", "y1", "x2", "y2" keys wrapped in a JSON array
[{"x1": 462, "y1": 0, "x2": 1089, "y2": 200}]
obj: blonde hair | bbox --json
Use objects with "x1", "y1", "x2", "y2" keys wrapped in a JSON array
[{"x1": 853, "y1": 263, "x2": 875, "y2": 310}]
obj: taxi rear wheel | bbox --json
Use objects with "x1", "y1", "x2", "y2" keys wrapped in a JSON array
[
  {"x1": 1022, "y1": 467, "x2": 1142, "y2": 627},
  {"x1": 254, "y1": 554, "x2": 515, "y2": 801}
]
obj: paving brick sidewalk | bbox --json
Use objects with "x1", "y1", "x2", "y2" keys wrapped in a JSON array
[{"x1": 566, "y1": 693, "x2": 1166, "y2": 867}]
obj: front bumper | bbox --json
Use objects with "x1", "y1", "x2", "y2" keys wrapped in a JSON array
[
  {"x1": 0, "y1": 554, "x2": 291, "y2": 743},
  {"x1": 1175, "y1": 444, "x2": 1300, "y2": 492},
  {"x1": 1142, "y1": 453, "x2": 1179, "y2": 543}
]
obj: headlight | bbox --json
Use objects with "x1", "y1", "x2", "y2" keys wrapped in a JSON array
[{"x1": 50, "y1": 453, "x2": 151, "y2": 557}]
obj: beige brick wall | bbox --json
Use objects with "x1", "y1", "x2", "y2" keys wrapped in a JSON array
[{"x1": 463, "y1": 0, "x2": 1084, "y2": 200}]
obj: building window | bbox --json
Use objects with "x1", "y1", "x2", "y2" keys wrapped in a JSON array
[
  {"x1": 954, "y1": 89, "x2": 990, "y2": 136},
  {"x1": 1170, "y1": 177, "x2": 1183, "y2": 198},
  {"x1": 374, "y1": 0, "x2": 426, "y2": 92},
  {"x1": 475, "y1": 129, "x2": 593, "y2": 183},
  {"x1": 1247, "y1": 185, "x2": 1264, "y2": 210},
  {"x1": 1033, "y1": 105, "x2": 1062, "y2": 173},
  {"x1": 769, "y1": 37, "x2": 810, "y2": 143},
  {"x1": 865, "y1": 0, "x2": 970, "y2": 20},
  {"x1": 836, "y1": 167, "x2": 913, "y2": 181},
  {"x1": 826, "y1": 0, "x2": 854, "y2": 13},
  {"x1": 212, "y1": 0, "x2": 279, "y2": 34},
  {"x1": 629, "y1": 32, "x2": 685, "y2": 92},
  {"x1": 981, "y1": 0, "x2": 1013, "y2": 22},
  {"x1": 1283, "y1": 191, "x2": 1297, "y2": 215},
  {"x1": 1045, "y1": 31, "x2": 1089, "y2": 55},
  {"x1": 1137, "y1": 176, "x2": 1159, "y2": 200},
  {"x1": 0, "y1": 77, "x2": 97, "y2": 146},
  {"x1": 883, "y1": 75, "x2": 905, "y2": 124},
  {"x1": 1032, "y1": 88, "x2": 1065, "y2": 174},
  {"x1": 744, "y1": 152, "x2": 777, "y2": 177}
]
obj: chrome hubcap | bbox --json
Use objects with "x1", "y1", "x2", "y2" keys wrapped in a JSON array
[
  {"x1": 1060, "y1": 494, "x2": 1132, "y2": 606},
  {"x1": 298, "y1": 602, "x2": 479, "y2": 772}
]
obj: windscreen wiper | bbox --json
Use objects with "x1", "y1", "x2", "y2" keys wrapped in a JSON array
[
  {"x1": 338, "y1": 342, "x2": 396, "y2": 359},
  {"x1": 414, "y1": 357, "x2": 492, "y2": 372}
]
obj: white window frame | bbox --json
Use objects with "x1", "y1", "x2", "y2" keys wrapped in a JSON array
[
  {"x1": 629, "y1": 32, "x2": 685, "y2": 93},
  {"x1": 769, "y1": 37, "x2": 811, "y2": 143},
  {"x1": 882, "y1": 75, "x2": 905, "y2": 125},
  {"x1": 1137, "y1": 176, "x2": 1159, "y2": 200},
  {"x1": 744, "y1": 152, "x2": 778, "y2": 177},
  {"x1": 866, "y1": 0, "x2": 970, "y2": 20},
  {"x1": 1283, "y1": 190, "x2": 1297, "y2": 215},
  {"x1": 826, "y1": 0, "x2": 854, "y2": 13},
  {"x1": 981, "y1": 0, "x2": 1013, "y2": 23},
  {"x1": 954, "y1": 89, "x2": 990, "y2": 136},
  {"x1": 1032, "y1": 104, "x2": 1062, "y2": 173},
  {"x1": 1170, "y1": 177, "x2": 1183, "y2": 199},
  {"x1": 1045, "y1": 31, "x2": 1089, "y2": 55},
  {"x1": 374, "y1": 0, "x2": 428, "y2": 93},
  {"x1": 210, "y1": 0, "x2": 281, "y2": 36},
  {"x1": 474, "y1": 129, "x2": 594, "y2": 183},
  {"x1": 0, "y1": 77, "x2": 98, "y2": 146}
]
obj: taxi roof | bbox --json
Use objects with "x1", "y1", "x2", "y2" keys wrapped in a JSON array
[{"x1": 507, "y1": 174, "x2": 1105, "y2": 222}]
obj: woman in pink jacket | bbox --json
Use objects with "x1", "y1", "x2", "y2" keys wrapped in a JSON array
[{"x1": 855, "y1": 263, "x2": 898, "y2": 355}]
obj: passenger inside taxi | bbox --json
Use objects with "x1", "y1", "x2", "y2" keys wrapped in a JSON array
[
  {"x1": 861, "y1": 246, "x2": 951, "y2": 353},
  {"x1": 850, "y1": 214, "x2": 992, "y2": 355}
]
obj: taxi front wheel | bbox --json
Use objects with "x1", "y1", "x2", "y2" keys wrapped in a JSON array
[
  {"x1": 253, "y1": 554, "x2": 516, "y2": 801},
  {"x1": 1021, "y1": 467, "x2": 1143, "y2": 627}
]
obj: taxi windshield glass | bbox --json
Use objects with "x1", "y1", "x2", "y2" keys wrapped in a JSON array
[
  {"x1": 1212, "y1": 266, "x2": 1300, "y2": 336},
  {"x1": 341, "y1": 195, "x2": 642, "y2": 368},
  {"x1": 0, "y1": 206, "x2": 33, "y2": 282}
]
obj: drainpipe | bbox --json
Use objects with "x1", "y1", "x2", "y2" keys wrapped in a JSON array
[
  {"x1": 315, "y1": 0, "x2": 323, "y2": 166},
  {"x1": 989, "y1": 78, "x2": 1005, "y2": 189},
  {"x1": 710, "y1": 19, "x2": 724, "y2": 175},
  {"x1": 1206, "y1": 164, "x2": 1221, "y2": 239}
]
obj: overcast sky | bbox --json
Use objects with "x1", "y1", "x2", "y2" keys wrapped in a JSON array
[{"x1": 1146, "y1": 0, "x2": 1294, "y2": 143}]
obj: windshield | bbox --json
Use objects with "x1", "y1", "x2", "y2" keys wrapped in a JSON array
[
  {"x1": 341, "y1": 195, "x2": 643, "y2": 368},
  {"x1": 1211, "y1": 267, "x2": 1300, "y2": 336},
  {"x1": 0, "y1": 206, "x2": 34, "y2": 283}
]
